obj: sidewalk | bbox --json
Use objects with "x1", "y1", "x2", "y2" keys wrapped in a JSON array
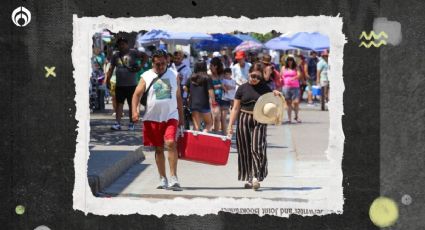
[
  {"x1": 291, "y1": 102, "x2": 329, "y2": 161},
  {"x1": 101, "y1": 102, "x2": 335, "y2": 201},
  {"x1": 87, "y1": 102, "x2": 145, "y2": 195}
]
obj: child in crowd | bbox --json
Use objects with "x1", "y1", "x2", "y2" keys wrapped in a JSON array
[
  {"x1": 221, "y1": 68, "x2": 237, "y2": 132},
  {"x1": 222, "y1": 68, "x2": 236, "y2": 105}
]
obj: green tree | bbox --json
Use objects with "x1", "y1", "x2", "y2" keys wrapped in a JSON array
[{"x1": 250, "y1": 32, "x2": 278, "y2": 43}]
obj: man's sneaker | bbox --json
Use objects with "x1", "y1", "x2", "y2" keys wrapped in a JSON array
[
  {"x1": 157, "y1": 177, "x2": 168, "y2": 189},
  {"x1": 168, "y1": 176, "x2": 182, "y2": 191},
  {"x1": 111, "y1": 123, "x2": 121, "y2": 131},
  {"x1": 128, "y1": 123, "x2": 135, "y2": 131}
]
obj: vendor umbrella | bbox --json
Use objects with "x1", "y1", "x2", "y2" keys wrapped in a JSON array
[
  {"x1": 167, "y1": 32, "x2": 212, "y2": 45},
  {"x1": 195, "y1": 33, "x2": 243, "y2": 52},
  {"x1": 137, "y1": 30, "x2": 212, "y2": 46},
  {"x1": 233, "y1": 34, "x2": 261, "y2": 43},
  {"x1": 233, "y1": 40, "x2": 264, "y2": 52},
  {"x1": 137, "y1": 29, "x2": 172, "y2": 46},
  {"x1": 288, "y1": 32, "x2": 330, "y2": 51}
]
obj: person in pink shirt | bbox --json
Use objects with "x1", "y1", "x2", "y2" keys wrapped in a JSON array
[{"x1": 281, "y1": 55, "x2": 302, "y2": 123}]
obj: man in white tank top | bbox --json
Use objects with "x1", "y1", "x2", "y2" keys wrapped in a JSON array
[{"x1": 131, "y1": 50, "x2": 184, "y2": 191}]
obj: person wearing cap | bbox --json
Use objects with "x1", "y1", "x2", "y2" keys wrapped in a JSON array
[
  {"x1": 227, "y1": 70, "x2": 283, "y2": 190},
  {"x1": 231, "y1": 51, "x2": 252, "y2": 87},
  {"x1": 174, "y1": 51, "x2": 192, "y2": 129},
  {"x1": 306, "y1": 51, "x2": 320, "y2": 105},
  {"x1": 90, "y1": 46, "x2": 106, "y2": 111},
  {"x1": 262, "y1": 54, "x2": 282, "y2": 91},
  {"x1": 212, "y1": 51, "x2": 221, "y2": 58},
  {"x1": 281, "y1": 55, "x2": 302, "y2": 123},
  {"x1": 135, "y1": 46, "x2": 152, "y2": 84},
  {"x1": 174, "y1": 51, "x2": 192, "y2": 96},
  {"x1": 220, "y1": 47, "x2": 232, "y2": 68},
  {"x1": 212, "y1": 51, "x2": 228, "y2": 70},
  {"x1": 182, "y1": 51, "x2": 191, "y2": 69},
  {"x1": 131, "y1": 49, "x2": 185, "y2": 191},
  {"x1": 269, "y1": 49, "x2": 281, "y2": 69},
  {"x1": 106, "y1": 36, "x2": 146, "y2": 131},
  {"x1": 166, "y1": 52, "x2": 177, "y2": 72},
  {"x1": 317, "y1": 50, "x2": 330, "y2": 111}
]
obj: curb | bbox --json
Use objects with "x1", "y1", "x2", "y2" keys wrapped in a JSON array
[{"x1": 88, "y1": 146, "x2": 145, "y2": 196}]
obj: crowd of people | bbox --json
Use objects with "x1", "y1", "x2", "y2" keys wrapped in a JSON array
[{"x1": 90, "y1": 35, "x2": 330, "y2": 191}]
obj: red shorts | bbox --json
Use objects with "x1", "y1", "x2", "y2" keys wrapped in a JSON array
[{"x1": 143, "y1": 119, "x2": 179, "y2": 147}]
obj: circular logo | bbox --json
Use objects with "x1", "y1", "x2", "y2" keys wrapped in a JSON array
[{"x1": 11, "y1": 6, "x2": 31, "y2": 27}]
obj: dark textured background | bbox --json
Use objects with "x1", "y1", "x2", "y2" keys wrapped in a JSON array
[
  {"x1": 379, "y1": 1, "x2": 425, "y2": 230},
  {"x1": 0, "y1": 0, "x2": 423, "y2": 229}
]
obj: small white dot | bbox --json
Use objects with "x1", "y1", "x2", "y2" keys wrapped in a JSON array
[
  {"x1": 34, "y1": 225, "x2": 51, "y2": 230},
  {"x1": 401, "y1": 194, "x2": 412, "y2": 205}
]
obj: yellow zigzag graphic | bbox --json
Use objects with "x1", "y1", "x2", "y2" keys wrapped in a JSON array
[
  {"x1": 359, "y1": 40, "x2": 387, "y2": 48},
  {"x1": 359, "y1": 31, "x2": 388, "y2": 40}
]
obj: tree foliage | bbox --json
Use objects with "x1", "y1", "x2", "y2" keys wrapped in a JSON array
[{"x1": 250, "y1": 31, "x2": 280, "y2": 43}]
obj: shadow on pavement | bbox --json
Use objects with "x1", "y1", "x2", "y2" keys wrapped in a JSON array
[
  {"x1": 101, "y1": 163, "x2": 151, "y2": 194},
  {"x1": 259, "y1": 186, "x2": 322, "y2": 191},
  {"x1": 267, "y1": 145, "x2": 288, "y2": 149},
  {"x1": 289, "y1": 121, "x2": 324, "y2": 125},
  {"x1": 90, "y1": 119, "x2": 143, "y2": 146},
  {"x1": 181, "y1": 186, "x2": 321, "y2": 191},
  {"x1": 230, "y1": 143, "x2": 287, "y2": 150},
  {"x1": 106, "y1": 193, "x2": 310, "y2": 202}
]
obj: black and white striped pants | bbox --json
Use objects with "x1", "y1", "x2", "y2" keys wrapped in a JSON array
[{"x1": 236, "y1": 111, "x2": 268, "y2": 182}]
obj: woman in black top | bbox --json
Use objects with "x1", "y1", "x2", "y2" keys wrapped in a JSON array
[
  {"x1": 227, "y1": 70, "x2": 282, "y2": 190},
  {"x1": 184, "y1": 61, "x2": 216, "y2": 132}
]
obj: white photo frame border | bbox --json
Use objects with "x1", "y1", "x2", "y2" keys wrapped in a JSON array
[{"x1": 72, "y1": 15, "x2": 346, "y2": 217}]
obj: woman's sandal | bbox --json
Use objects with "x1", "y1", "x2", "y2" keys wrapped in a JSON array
[
  {"x1": 244, "y1": 182, "x2": 253, "y2": 189},
  {"x1": 252, "y1": 179, "x2": 261, "y2": 190}
]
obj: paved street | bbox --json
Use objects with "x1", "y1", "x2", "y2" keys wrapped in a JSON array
[{"x1": 90, "y1": 101, "x2": 337, "y2": 202}]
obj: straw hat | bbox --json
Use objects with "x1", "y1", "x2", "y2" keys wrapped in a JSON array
[
  {"x1": 253, "y1": 93, "x2": 285, "y2": 125},
  {"x1": 262, "y1": 54, "x2": 272, "y2": 64},
  {"x1": 286, "y1": 54, "x2": 295, "y2": 61}
]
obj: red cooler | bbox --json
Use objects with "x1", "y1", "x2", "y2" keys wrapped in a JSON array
[{"x1": 177, "y1": 130, "x2": 231, "y2": 165}]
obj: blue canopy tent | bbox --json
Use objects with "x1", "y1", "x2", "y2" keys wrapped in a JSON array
[
  {"x1": 288, "y1": 32, "x2": 330, "y2": 51},
  {"x1": 165, "y1": 32, "x2": 212, "y2": 45},
  {"x1": 136, "y1": 29, "x2": 212, "y2": 46},
  {"x1": 136, "y1": 29, "x2": 172, "y2": 46},
  {"x1": 233, "y1": 34, "x2": 261, "y2": 43},
  {"x1": 264, "y1": 36, "x2": 295, "y2": 51},
  {"x1": 195, "y1": 33, "x2": 243, "y2": 52}
]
